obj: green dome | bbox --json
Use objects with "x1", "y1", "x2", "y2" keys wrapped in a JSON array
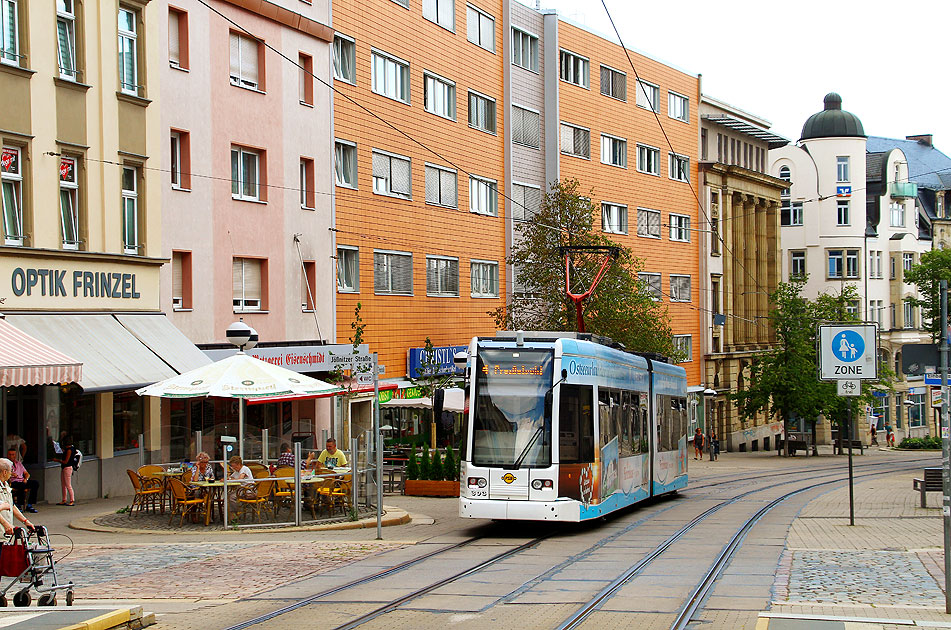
[{"x1": 800, "y1": 93, "x2": 865, "y2": 141}]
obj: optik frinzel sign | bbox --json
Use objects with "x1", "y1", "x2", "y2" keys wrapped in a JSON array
[{"x1": 818, "y1": 324, "x2": 878, "y2": 381}]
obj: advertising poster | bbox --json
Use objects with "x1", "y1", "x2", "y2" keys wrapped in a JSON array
[{"x1": 600, "y1": 436, "x2": 619, "y2": 500}]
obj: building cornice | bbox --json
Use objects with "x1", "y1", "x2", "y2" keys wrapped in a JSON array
[{"x1": 221, "y1": 0, "x2": 332, "y2": 43}]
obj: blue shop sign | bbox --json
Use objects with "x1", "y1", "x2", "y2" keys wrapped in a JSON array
[{"x1": 407, "y1": 345, "x2": 467, "y2": 378}]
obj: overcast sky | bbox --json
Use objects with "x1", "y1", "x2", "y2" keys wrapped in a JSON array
[{"x1": 539, "y1": 0, "x2": 949, "y2": 150}]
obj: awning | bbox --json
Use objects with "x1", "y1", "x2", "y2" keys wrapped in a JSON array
[
  {"x1": 0, "y1": 319, "x2": 82, "y2": 386},
  {"x1": 5, "y1": 313, "x2": 210, "y2": 392}
]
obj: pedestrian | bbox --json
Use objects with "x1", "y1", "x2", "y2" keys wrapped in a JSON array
[
  {"x1": 693, "y1": 428, "x2": 704, "y2": 460},
  {"x1": 53, "y1": 435, "x2": 76, "y2": 506},
  {"x1": 711, "y1": 432, "x2": 720, "y2": 460},
  {"x1": 0, "y1": 459, "x2": 35, "y2": 534},
  {"x1": 7, "y1": 448, "x2": 38, "y2": 513},
  {"x1": 884, "y1": 423, "x2": 895, "y2": 447},
  {"x1": 869, "y1": 423, "x2": 878, "y2": 446}
]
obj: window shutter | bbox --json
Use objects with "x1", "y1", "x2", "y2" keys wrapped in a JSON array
[
  {"x1": 447, "y1": 260, "x2": 459, "y2": 294},
  {"x1": 620, "y1": 208, "x2": 628, "y2": 234},
  {"x1": 391, "y1": 157, "x2": 411, "y2": 195},
  {"x1": 649, "y1": 211, "x2": 660, "y2": 236},
  {"x1": 373, "y1": 252, "x2": 387, "y2": 292},
  {"x1": 169, "y1": 12, "x2": 180, "y2": 65},
  {"x1": 245, "y1": 259, "x2": 261, "y2": 302},
  {"x1": 575, "y1": 129, "x2": 589, "y2": 157},
  {"x1": 466, "y1": 7, "x2": 478, "y2": 42},
  {"x1": 440, "y1": 170, "x2": 456, "y2": 207},
  {"x1": 426, "y1": 259, "x2": 438, "y2": 294},
  {"x1": 614, "y1": 73, "x2": 626, "y2": 101},
  {"x1": 240, "y1": 35, "x2": 258, "y2": 85},
  {"x1": 524, "y1": 110, "x2": 540, "y2": 147},
  {"x1": 525, "y1": 186, "x2": 541, "y2": 218},
  {"x1": 395, "y1": 254, "x2": 412, "y2": 293},
  {"x1": 512, "y1": 107, "x2": 524, "y2": 143},
  {"x1": 423, "y1": 0, "x2": 436, "y2": 20},
  {"x1": 560, "y1": 124, "x2": 572, "y2": 153},
  {"x1": 425, "y1": 166, "x2": 439, "y2": 204},
  {"x1": 511, "y1": 185, "x2": 526, "y2": 222},
  {"x1": 172, "y1": 252, "x2": 183, "y2": 301},
  {"x1": 232, "y1": 258, "x2": 243, "y2": 301},
  {"x1": 372, "y1": 152, "x2": 390, "y2": 180},
  {"x1": 229, "y1": 32, "x2": 240, "y2": 78},
  {"x1": 600, "y1": 66, "x2": 609, "y2": 95}
]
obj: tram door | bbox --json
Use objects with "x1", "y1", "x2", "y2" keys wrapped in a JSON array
[
  {"x1": 557, "y1": 385, "x2": 593, "y2": 501},
  {"x1": 652, "y1": 394, "x2": 688, "y2": 493}
]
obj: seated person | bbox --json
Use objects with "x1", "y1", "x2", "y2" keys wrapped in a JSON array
[
  {"x1": 303, "y1": 451, "x2": 320, "y2": 471},
  {"x1": 277, "y1": 443, "x2": 296, "y2": 468},
  {"x1": 227, "y1": 456, "x2": 253, "y2": 482},
  {"x1": 0, "y1": 458, "x2": 35, "y2": 534},
  {"x1": 7, "y1": 448, "x2": 38, "y2": 513},
  {"x1": 317, "y1": 438, "x2": 348, "y2": 470},
  {"x1": 191, "y1": 451, "x2": 216, "y2": 482}
]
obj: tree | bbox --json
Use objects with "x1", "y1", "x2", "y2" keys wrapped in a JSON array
[
  {"x1": 410, "y1": 337, "x2": 458, "y2": 447},
  {"x1": 904, "y1": 249, "x2": 951, "y2": 341},
  {"x1": 429, "y1": 447, "x2": 443, "y2": 480},
  {"x1": 493, "y1": 178, "x2": 676, "y2": 358}
]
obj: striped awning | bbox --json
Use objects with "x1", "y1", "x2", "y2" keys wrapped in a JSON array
[{"x1": 0, "y1": 318, "x2": 82, "y2": 387}]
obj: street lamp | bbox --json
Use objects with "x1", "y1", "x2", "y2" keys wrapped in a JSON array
[
  {"x1": 226, "y1": 319, "x2": 259, "y2": 459},
  {"x1": 703, "y1": 387, "x2": 716, "y2": 458}
]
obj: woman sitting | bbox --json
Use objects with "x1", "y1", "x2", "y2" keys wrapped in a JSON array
[{"x1": 192, "y1": 452, "x2": 216, "y2": 482}]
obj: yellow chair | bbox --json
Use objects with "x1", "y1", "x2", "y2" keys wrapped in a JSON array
[
  {"x1": 328, "y1": 476, "x2": 353, "y2": 517},
  {"x1": 126, "y1": 470, "x2": 163, "y2": 515},
  {"x1": 137, "y1": 465, "x2": 168, "y2": 513},
  {"x1": 236, "y1": 480, "x2": 274, "y2": 523},
  {"x1": 272, "y1": 468, "x2": 296, "y2": 518},
  {"x1": 167, "y1": 478, "x2": 206, "y2": 526}
]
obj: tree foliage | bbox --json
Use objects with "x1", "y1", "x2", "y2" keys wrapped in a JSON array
[
  {"x1": 492, "y1": 178, "x2": 676, "y2": 358},
  {"x1": 904, "y1": 248, "x2": 951, "y2": 341}
]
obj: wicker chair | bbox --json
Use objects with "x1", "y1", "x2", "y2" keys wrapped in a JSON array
[
  {"x1": 127, "y1": 470, "x2": 163, "y2": 515},
  {"x1": 272, "y1": 468, "x2": 296, "y2": 518},
  {"x1": 236, "y1": 480, "x2": 274, "y2": 523},
  {"x1": 167, "y1": 478, "x2": 206, "y2": 526},
  {"x1": 137, "y1": 465, "x2": 168, "y2": 513},
  {"x1": 328, "y1": 476, "x2": 353, "y2": 517}
]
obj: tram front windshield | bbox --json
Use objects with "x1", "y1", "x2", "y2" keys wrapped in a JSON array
[{"x1": 472, "y1": 348, "x2": 554, "y2": 468}]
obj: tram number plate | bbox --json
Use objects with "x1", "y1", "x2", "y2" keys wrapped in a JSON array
[{"x1": 469, "y1": 489, "x2": 488, "y2": 498}]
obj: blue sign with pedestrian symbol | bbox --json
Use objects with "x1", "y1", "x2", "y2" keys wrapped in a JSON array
[{"x1": 834, "y1": 330, "x2": 865, "y2": 363}]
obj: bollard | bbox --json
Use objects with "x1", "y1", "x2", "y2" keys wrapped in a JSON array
[
  {"x1": 262, "y1": 429, "x2": 269, "y2": 466},
  {"x1": 294, "y1": 442, "x2": 302, "y2": 526},
  {"x1": 351, "y1": 438, "x2": 359, "y2": 516},
  {"x1": 222, "y1": 467, "x2": 229, "y2": 527},
  {"x1": 138, "y1": 433, "x2": 145, "y2": 468}
]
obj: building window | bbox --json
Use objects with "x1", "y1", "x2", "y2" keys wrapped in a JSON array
[
  {"x1": 637, "y1": 144, "x2": 660, "y2": 175},
  {"x1": 172, "y1": 250, "x2": 191, "y2": 309},
  {"x1": 426, "y1": 256, "x2": 459, "y2": 296},
  {"x1": 334, "y1": 140, "x2": 357, "y2": 188},
  {"x1": 121, "y1": 166, "x2": 139, "y2": 255},
  {"x1": 560, "y1": 123, "x2": 590, "y2": 158},
  {"x1": 391, "y1": 0, "x2": 408, "y2": 6},
  {"x1": 296, "y1": 260, "x2": 316, "y2": 311},
  {"x1": 837, "y1": 199, "x2": 850, "y2": 226},
  {"x1": 57, "y1": 0, "x2": 77, "y2": 79},
  {"x1": 836, "y1": 156, "x2": 850, "y2": 182},
  {"x1": 637, "y1": 208, "x2": 661, "y2": 239},
  {"x1": 113, "y1": 391, "x2": 144, "y2": 453},
  {"x1": 512, "y1": 105, "x2": 541, "y2": 148},
  {"x1": 846, "y1": 250, "x2": 859, "y2": 278},
  {"x1": 673, "y1": 335, "x2": 692, "y2": 362},
  {"x1": 423, "y1": 0, "x2": 454, "y2": 31},
  {"x1": 903, "y1": 252, "x2": 914, "y2": 272},
  {"x1": 668, "y1": 91, "x2": 688, "y2": 122},
  {"x1": 908, "y1": 392, "x2": 925, "y2": 428},
  {"x1": 229, "y1": 31, "x2": 261, "y2": 90},
  {"x1": 299, "y1": 52, "x2": 313, "y2": 105},
  {"x1": 890, "y1": 202, "x2": 905, "y2": 227},
  {"x1": 117, "y1": 8, "x2": 139, "y2": 94},
  {"x1": 230, "y1": 146, "x2": 262, "y2": 201},
  {"x1": 599, "y1": 65, "x2": 626, "y2": 101},
  {"x1": 903, "y1": 301, "x2": 915, "y2": 329},
  {"x1": 232, "y1": 257, "x2": 263, "y2": 311},
  {"x1": 60, "y1": 156, "x2": 79, "y2": 249},
  {"x1": 168, "y1": 8, "x2": 188, "y2": 69},
  {"x1": 846, "y1": 300, "x2": 859, "y2": 317},
  {"x1": 471, "y1": 261, "x2": 499, "y2": 298},
  {"x1": 891, "y1": 256, "x2": 896, "y2": 279},
  {"x1": 639, "y1": 272, "x2": 661, "y2": 300},
  {"x1": 600, "y1": 134, "x2": 627, "y2": 168},
  {"x1": 469, "y1": 175, "x2": 497, "y2": 216},
  {"x1": 711, "y1": 216, "x2": 720, "y2": 255},
  {"x1": 635, "y1": 79, "x2": 659, "y2": 112},
  {"x1": 790, "y1": 251, "x2": 805, "y2": 277},
  {"x1": 299, "y1": 157, "x2": 315, "y2": 209},
  {"x1": 559, "y1": 49, "x2": 588, "y2": 88},
  {"x1": 511, "y1": 182, "x2": 542, "y2": 225},
  {"x1": 779, "y1": 166, "x2": 791, "y2": 194},
  {"x1": 372, "y1": 150, "x2": 411, "y2": 199},
  {"x1": 868, "y1": 250, "x2": 882, "y2": 278},
  {"x1": 828, "y1": 250, "x2": 843, "y2": 279},
  {"x1": 828, "y1": 249, "x2": 859, "y2": 279},
  {"x1": 468, "y1": 91, "x2": 496, "y2": 133},
  {"x1": 333, "y1": 34, "x2": 356, "y2": 84},
  {"x1": 337, "y1": 246, "x2": 359, "y2": 292},
  {"x1": 424, "y1": 164, "x2": 457, "y2": 208},
  {"x1": 512, "y1": 28, "x2": 538, "y2": 72},
  {"x1": 670, "y1": 275, "x2": 691, "y2": 302},
  {"x1": 371, "y1": 50, "x2": 410, "y2": 103},
  {"x1": 601, "y1": 203, "x2": 627, "y2": 234},
  {"x1": 781, "y1": 201, "x2": 803, "y2": 226},
  {"x1": 1, "y1": 147, "x2": 22, "y2": 246},
  {"x1": 1, "y1": 0, "x2": 18, "y2": 66},
  {"x1": 424, "y1": 72, "x2": 456, "y2": 120},
  {"x1": 668, "y1": 153, "x2": 689, "y2": 182},
  {"x1": 466, "y1": 5, "x2": 494, "y2": 52},
  {"x1": 669, "y1": 214, "x2": 690, "y2": 242},
  {"x1": 170, "y1": 130, "x2": 191, "y2": 190},
  {"x1": 374, "y1": 250, "x2": 412, "y2": 295}
]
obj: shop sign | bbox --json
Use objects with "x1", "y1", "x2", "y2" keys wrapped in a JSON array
[
  {"x1": 406, "y1": 344, "x2": 467, "y2": 378},
  {"x1": 837, "y1": 186, "x2": 851, "y2": 197},
  {"x1": 378, "y1": 389, "x2": 394, "y2": 404},
  {"x1": 395, "y1": 386, "x2": 424, "y2": 400},
  {"x1": 204, "y1": 343, "x2": 370, "y2": 375}
]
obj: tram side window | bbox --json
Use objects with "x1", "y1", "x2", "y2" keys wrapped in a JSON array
[
  {"x1": 674, "y1": 396, "x2": 687, "y2": 446},
  {"x1": 559, "y1": 385, "x2": 594, "y2": 463},
  {"x1": 598, "y1": 389, "x2": 622, "y2": 450},
  {"x1": 619, "y1": 391, "x2": 633, "y2": 457},
  {"x1": 638, "y1": 404, "x2": 649, "y2": 454}
]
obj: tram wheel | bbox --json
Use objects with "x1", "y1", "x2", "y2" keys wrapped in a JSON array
[{"x1": 13, "y1": 589, "x2": 30, "y2": 607}]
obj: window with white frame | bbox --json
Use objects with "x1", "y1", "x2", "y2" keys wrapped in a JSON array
[
  {"x1": 424, "y1": 72, "x2": 455, "y2": 119},
  {"x1": 511, "y1": 182, "x2": 542, "y2": 227},
  {"x1": 890, "y1": 303, "x2": 896, "y2": 328},
  {"x1": 229, "y1": 31, "x2": 260, "y2": 90},
  {"x1": 779, "y1": 165, "x2": 791, "y2": 196},
  {"x1": 637, "y1": 144, "x2": 660, "y2": 175},
  {"x1": 837, "y1": 199, "x2": 850, "y2": 226},
  {"x1": 638, "y1": 272, "x2": 661, "y2": 300},
  {"x1": 470, "y1": 260, "x2": 499, "y2": 297},
  {"x1": 299, "y1": 157, "x2": 315, "y2": 209},
  {"x1": 230, "y1": 146, "x2": 261, "y2": 201},
  {"x1": 300, "y1": 260, "x2": 316, "y2": 311},
  {"x1": 424, "y1": 164, "x2": 457, "y2": 208},
  {"x1": 337, "y1": 246, "x2": 359, "y2": 292},
  {"x1": 669, "y1": 153, "x2": 689, "y2": 182},
  {"x1": 908, "y1": 392, "x2": 926, "y2": 428},
  {"x1": 512, "y1": 105, "x2": 540, "y2": 148},
  {"x1": 790, "y1": 251, "x2": 805, "y2": 277},
  {"x1": 168, "y1": 8, "x2": 187, "y2": 70},
  {"x1": 828, "y1": 249, "x2": 859, "y2": 279},
  {"x1": 890, "y1": 202, "x2": 905, "y2": 227},
  {"x1": 673, "y1": 335, "x2": 692, "y2": 362},
  {"x1": 903, "y1": 252, "x2": 914, "y2": 272},
  {"x1": 846, "y1": 250, "x2": 859, "y2": 278},
  {"x1": 334, "y1": 140, "x2": 357, "y2": 188},
  {"x1": 870, "y1": 299, "x2": 884, "y2": 327},
  {"x1": 60, "y1": 156, "x2": 79, "y2": 249},
  {"x1": 601, "y1": 202, "x2": 627, "y2": 234},
  {"x1": 298, "y1": 52, "x2": 313, "y2": 105},
  {"x1": 836, "y1": 156, "x2": 850, "y2": 182},
  {"x1": 1, "y1": 0, "x2": 19, "y2": 65},
  {"x1": 600, "y1": 134, "x2": 627, "y2": 168},
  {"x1": 635, "y1": 79, "x2": 659, "y2": 112},
  {"x1": 423, "y1": 0, "x2": 454, "y2": 31},
  {"x1": 637, "y1": 208, "x2": 661, "y2": 238},
  {"x1": 781, "y1": 201, "x2": 803, "y2": 226},
  {"x1": 846, "y1": 300, "x2": 859, "y2": 317},
  {"x1": 371, "y1": 50, "x2": 410, "y2": 103},
  {"x1": 512, "y1": 27, "x2": 538, "y2": 71},
  {"x1": 232, "y1": 257, "x2": 263, "y2": 311},
  {"x1": 333, "y1": 34, "x2": 356, "y2": 84},
  {"x1": 426, "y1": 256, "x2": 459, "y2": 296},
  {"x1": 1, "y1": 147, "x2": 22, "y2": 245},
  {"x1": 121, "y1": 166, "x2": 139, "y2": 254},
  {"x1": 391, "y1": 0, "x2": 409, "y2": 6},
  {"x1": 560, "y1": 123, "x2": 590, "y2": 158},
  {"x1": 466, "y1": 5, "x2": 494, "y2": 52},
  {"x1": 468, "y1": 91, "x2": 496, "y2": 133},
  {"x1": 670, "y1": 275, "x2": 691, "y2": 302},
  {"x1": 374, "y1": 250, "x2": 413, "y2": 295},
  {"x1": 372, "y1": 150, "x2": 411, "y2": 199},
  {"x1": 904, "y1": 301, "x2": 915, "y2": 329},
  {"x1": 669, "y1": 213, "x2": 690, "y2": 242},
  {"x1": 170, "y1": 132, "x2": 182, "y2": 188},
  {"x1": 57, "y1": 0, "x2": 77, "y2": 79},
  {"x1": 869, "y1": 250, "x2": 882, "y2": 278},
  {"x1": 118, "y1": 8, "x2": 138, "y2": 95},
  {"x1": 559, "y1": 49, "x2": 588, "y2": 88},
  {"x1": 171, "y1": 251, "x2": 190, "y2": 309},
  {"x1": 469, "y1": 175, "x2": 497, "y2": 216},
  {"x1": 668, "y1": 91, "x2": 688, "y2": 122},
  {"x1": 599, "y1": 65, "x2": 626, "y2": 101},
  {"x1": 891, "y1": 255, "x2": 896, "y2": 279}
]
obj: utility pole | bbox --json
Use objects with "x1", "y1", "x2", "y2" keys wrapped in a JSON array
[{"x1": 940, "y1": 280, "x2": 949, "y2": 613}]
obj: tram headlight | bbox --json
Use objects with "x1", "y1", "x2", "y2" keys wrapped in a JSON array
[
  {"x1": 531, "y1": 479, "x2": 553, "y2": 490},
  {"x1": 468, "y1": 477, "x2": 487, "y2": 488}
]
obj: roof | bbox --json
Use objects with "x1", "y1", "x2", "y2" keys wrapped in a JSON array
[
  {"x1": 866, "y1": 151, "x2": 886, "y2": 180},
  {"x1": 867, "y1": 136, "x2": 951, "y2": 190},
  {"x1": 702, "y1": 114, "x2": 789, "y2": 148},
  {"x1": 800, "y1": 93, "x2": 865, "y2": 141}
]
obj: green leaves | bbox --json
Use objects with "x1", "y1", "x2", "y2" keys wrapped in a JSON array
[{"x1": 903, "y1": 248, "x2": 951, "y2": 341}]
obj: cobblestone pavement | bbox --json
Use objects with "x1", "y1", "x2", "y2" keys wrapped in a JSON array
[{"x1": 92, "y1": 507, "x2": 378, "y2": 531}]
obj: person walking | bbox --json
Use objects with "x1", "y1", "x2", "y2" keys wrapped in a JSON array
[
  {"x1": 869, "y1": 423, "x2": 879, "y2": 446},
  {"x1": 710, "y1": 432, "x2": 720, "y2": 461},
  {"x1": 885, "y1": 423, "x2": 895, "y2": 447},
  {"x1": 53, "y1": 436, "x2": 76, "y2": 505},
  {"x1": 693, "y1": 428, "x2": 704, "y2": 460}
]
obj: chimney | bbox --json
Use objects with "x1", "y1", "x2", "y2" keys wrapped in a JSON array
[{"x1": 906, "y1": 134, "x2": 933, "y2": 147}]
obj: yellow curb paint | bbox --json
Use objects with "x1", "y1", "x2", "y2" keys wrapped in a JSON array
[
  {"x1": 58, "y1": 608, "x2": 131, "y2": 630},
  {"x1": 755, "y1": 617, "x2": 770, "y2": 630}
]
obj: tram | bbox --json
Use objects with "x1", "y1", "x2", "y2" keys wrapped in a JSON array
[{"x1": 460, "y1": 331, "x2": 688, "y2": 522}]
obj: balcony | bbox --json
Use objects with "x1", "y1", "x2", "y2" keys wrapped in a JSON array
[{"x1": 890, "y1": 182, "x2": 918, "y2": 199}]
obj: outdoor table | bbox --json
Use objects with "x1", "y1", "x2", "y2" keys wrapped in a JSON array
[
  {"x1": 190, "y1": 481, "x2": 225, "y2": 526},
  {"x1": 147, "y1": 468, "x2": 188, "y2": 514}
]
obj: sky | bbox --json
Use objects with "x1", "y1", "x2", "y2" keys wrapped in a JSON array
[{"x1": 539, "y1": 0, "x2": 950, "y2": 149}]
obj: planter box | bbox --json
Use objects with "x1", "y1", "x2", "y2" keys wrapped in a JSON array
[{"x1": 404, "y1": 479, "x2": 460, "y2": 497}]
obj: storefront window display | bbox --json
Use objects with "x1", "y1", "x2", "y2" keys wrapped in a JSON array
[
  {"x1": 45, "y1": 385, "x2": 95, "y2": 461},
  {"x1": 113, "y1": 391, "x2": 144, "y2": 452}
]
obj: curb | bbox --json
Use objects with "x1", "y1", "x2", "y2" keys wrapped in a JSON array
[
  {"x1": 59, "y1": 607, "x2": 134, "y2": 630},
  {"x1": 67, "y1": 508, "x2": 411, "y2": 535}
]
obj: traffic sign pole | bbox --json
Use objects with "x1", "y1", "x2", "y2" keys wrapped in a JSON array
[
  {"x1": 940, "y1": 281, "x2": 950, "y2": 613},
  {"x1": 847, "y1": 400, "x2": 854, "y2": 526}
]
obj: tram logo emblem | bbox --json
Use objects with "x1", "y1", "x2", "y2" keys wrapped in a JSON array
[{"x1": 501, "y1": 473, "x2": 516, "y2": 484}]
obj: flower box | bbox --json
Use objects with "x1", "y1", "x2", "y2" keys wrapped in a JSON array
[{"x1": 404, "y1": 479, "x2": 460, "y2": 497}]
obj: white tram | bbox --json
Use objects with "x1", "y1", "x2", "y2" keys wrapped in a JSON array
[{"x1": 460, "y1": 332, "x2": 688, "y2": 522}]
